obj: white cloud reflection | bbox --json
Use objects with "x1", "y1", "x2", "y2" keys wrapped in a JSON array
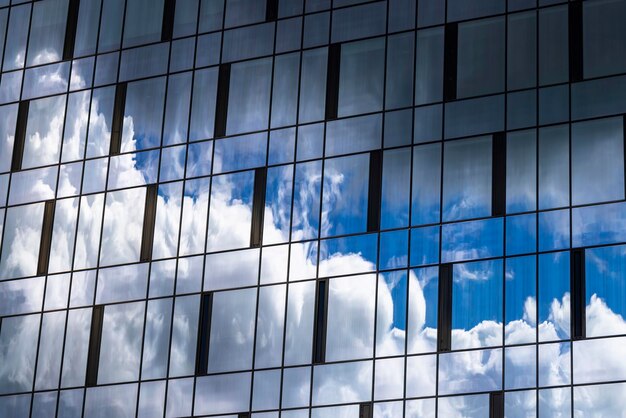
[{"x1": 3, "y1": 73, "x2": 626, "y2": 418}]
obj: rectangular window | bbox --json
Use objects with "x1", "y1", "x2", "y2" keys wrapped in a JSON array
[
  {"x1": 490, "y1": 392, "x2": 504, "y2": 418},
  {"x1": 109, "y1": 83, "x2": 127, "y2": 155},
  {"x1": 367, "y1": 151, "x2": 382, "y2": 232},
  {"x1": 161, "y1": 0, "x2": 175, "y2": 42},
  {"x1": 538, "y1": 125, "x2": 569, "y2": 210},
  {"x1": 0, "y1": 202, "x2": 46, "y2": 279},
  {"x1": 11, "y1": 101, "x2": 28, "y2": 172},
  {"x1": 37, "y1": 200, "x2": 56, "y2": 276},
  {"x1": 457, "y1": 17, "x2": 505, "y2": 99},
  {"x1": 583, "y1": 0, "x2": 626, "y2": 78},
  {"x1": 313, "y1": 279, "x2": 329, "y2": 364},
  {"x1": 508, "y1": 11, "x2": 536, "y2": 90},
  {"x1": 325, "y1": 275, "x2": 375, "y2": 362},
  {"x1": 63, "y1": 0, "x2": 80, "y2": 60},
  {"x1": 27, "y1": 0, "x2": 69, "y2": 66},
  {"x1": 250, "y1": 168, "x2": 267, "y2": 247},
  {"x1": 569, "y1": 1, "x2": 583, "y2": 82},
  {"x1": 585, "y1": 244, "x2": 626, "y2": 338},
  {"x1": 321, "y1": 154, "x2": 369, "y2": 237},
  {"x1": 266, "y1": 0, "x2": 278, "y2": 21},
  {"x1": 85, "y1": 305, "x2": 104, "y2": 387},
  {"x1": 100, "y1": 187, "x2": 146, "y2": 266},
  {"x1": 492, "y1": 132, "x2": 506, "y2": 217},
  {"x1": 140, "y1": 184, "x2": 158, "y2": 262},
  {"x1": 196, "y1": 293, "x2": 213, "y2": 375},
  {"x1": 214, "y1": 64, "x2": 231, "y2": 138},
  {"x1": 506, "y1": 129, "x2": 536, "y2": 214},
  {"x1": 338, "y1": 38, "x2": 385, "y2": 117},
  {"x1": 571, "y1": 117, "x2": 624, "y2": 205},
  {"x1": 438, "y1": 263, "x2": 452, "y2": 352},
  {"x1": 416, "y1": 27, "x2": 444, "y2": 105},
  {"x1": 452, "y1": 259, "x2": 503, "y2": 350},
  {"x1": 443, "y1": 23, "x2": 458, "y2": 102},
  {"x1": 539, "y1": 5, "x2": 569, "y2": 86},
  {"x1": 325, "y1": 44, "x2": 340, "y2": 120},
  {"x1": 226, "y1": 58, "x2": 272, "y2": 136},
  {"x1": 360, "y1": 403, "x2": 373, "y2": 418},
  {"x1": 123, "y1": 0, "x2": 165, "y2": 47},
  {"x1": 97, "y1": 302, "x2": 144, "y2": 384},
  {"x1": 207, "y1": 288, "x2": 256, "y2": 373},
  {"x1": 443, "y1": 136, "x2": 492, "y2": 221},
  {"x1": 571, "y1": 248, "x2": 586, "y2": 340}
]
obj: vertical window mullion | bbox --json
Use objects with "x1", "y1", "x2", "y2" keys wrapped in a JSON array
[
  {"x1": 325, "y1": 43, "x2": 341, "y2": 121},
  {"x1": 11, "y1": 101, "x2": 29, "y2": 172},
  {"x1": 250, "y1": 167, "x2": 267, "y2": 248},
  {"x1": 437, "y1": 263, "x2": 452, "y2": 352},
  {"x1": 571, "y1": 248, "x2": 586, "y2": 339},
  {"x1": 489, "y1": 391, "x2": 504, "y2": 418},
  {"x1": 443, "y1": 23, "x2": 458, "y2": 102},
  {"x1": 195, "y1": 292, "x2": 213, "y2": 375},
  {"x1": 37, "y1": 200, "x2": 56, "y2": 276},
  {"x1": 569, "y1": 0, "x2": 584, "y2": 82},
  {"x1": 367, "y1": 150, "x2": 382, "y2": 232},
  {"x1": 214, "y1": 64, "x2": 231, "y2": 138},
  {"x1": 85, "y1": 305, "x2": 104, "y2": 387},
  {"x1": 161, "y1": 0, "x2": 176, "y2": 42},
  {"x1": 110, "y1": 83, "x2": 127, "y2": 156},
  {"x1": 492, "y1": 132, "x2": 506, "y2": 217},
  {"x1": 140, "y1": 184, "x2": 158, "y2": 262},
  {"x1": 313, "y1": 279, "x2": 329, "y2": 364},
  {"x1": 62, "y1": 0, "x2": 80, "y2": 60}
]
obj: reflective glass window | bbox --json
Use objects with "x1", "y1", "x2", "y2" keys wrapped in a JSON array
[
  {"x1": 338, "y1": 38, "x2": 384, "y2": 117},
  {"x1": 457, "y1": 17, "x2": 505, "y2": 98},
  {"x1": 443, "y1": 137, "x2": 492, "y2": 221},
  {"x1": 571, "y1": 117, "x2": 624, "y2": 205},
  {"x1": 227, "y1": 58, "x2": 272, "y2": 136}
]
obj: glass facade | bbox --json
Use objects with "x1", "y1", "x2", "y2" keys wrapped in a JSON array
[{"x1": 1, "y1": 0, "x2": 626, "y2": 417}]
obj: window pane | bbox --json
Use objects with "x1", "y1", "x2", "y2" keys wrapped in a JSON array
[
  {"x1": 0, "y1": 202, "x2": 45, "y2": 279},
  {"x1": 508, "y1": 11, "x2": 537, "y2": 90},
  {"x1": 326, "y1": 275, "x2": 376, "y2": 361},
  {"x1": 208, "y1": 288, "x2": 257, "y2": 372},
  {"x1": 321, "y1": 154, "x2": 369, "y2": 237},
  {"x1": 27, "y1": 0, "x2": 68, "y2": 66},
  {"x1": 98, "y1": 302, "x2": 145, "y2": 384},
  {"x1": 123, "y1": 0, "x2": 164, "y2": 47},
  {"x1": 439, "y1": 349, "x2": 502, "y2": 395},
  {"x1": 415, "y1": 27, "x2": 444, "y2": 105},
  {"x1": 412, "y1": 143, "x2": 441, "y2": 226},
  {"x1": 227, "y1": 58, "x2": 272, "y2": 135},
  {"x1": 506, "y1": 129, "x2": 537, "y2": 213},
  {"x1": 586, "y1": 245, "x2": 626, "y2": 338},
  {"x1": 100, "y1": 187, "x2": 146, "y2": 266},
  {"x1": 22, "y1": 95, "x2": 66, "y2": 169},
  {"x1": 206, "y1": 171, "x2": 254, "y2": 252},
  {"x1": 505, "y1": 256, "x2": 536, "y2": 344},
  {"x1": 538, "y1": 125, "x2": 569, "y2": 210},
  {"x1": 338, "y1": 38, "x2": 385, "y2": 117},
  {"x1": 0, "y1": 314, "x2": 39, "y2": 394},
  {"x1": 538, "y1": 252, "x2": 570, "y2": 342},
  {"x1": 572, "y1": 116, "x2": 624, "y2": 205},
  {"x1": 443, "y1": 137, "x2": 492, "y2": 221},
  {"x1": 584, "y1": 0, "x2": 626, "y2": 78},
  {"x1": 539, "y1": 5, "x2": 568, "y2": 85},
  {"x1": 452, "y1": 259, "x2": 503, "y2": 350},
  {"x1": 122, "y1": 77, "x2": 166, "y2": 152},
  {"x1": 457, "y1": 17, "x2": 505, "y2": 98}
]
